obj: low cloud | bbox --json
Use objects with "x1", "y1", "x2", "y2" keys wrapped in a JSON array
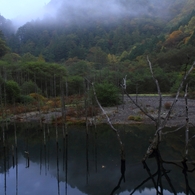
[{"x1": 12, "y1": 0, "x2": 186, "y2": 28}]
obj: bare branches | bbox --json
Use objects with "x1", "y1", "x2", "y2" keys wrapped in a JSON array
[
  {"x1": 123, "y1": 89, "x2": 156, "y2": 122},
  {"x1": 91, "y1": 82, "x2": 125, "y2": 159},
  {"x1": 91, "y1": 83, "x2": 118, "y2": 133},
  {"x1": 121, "y1": 57, "x2": 161, "y2": 127},
  {"x1": 147, "y1": 56, "x2": 162, "y2": 128},
  {"x1": 162, "y1": 125, "x2": 185, "y2": 135},
  {"x1": 160, "y1": 62, "x2": 195, "y2": 130},
  {"x1": 122, "y1": 57, "x2": 195, "y2": 161}
]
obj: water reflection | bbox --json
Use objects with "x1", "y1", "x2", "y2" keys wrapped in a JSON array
[
  {"x1": 130, "y1": 150, "x2": 195, "y2": 195},
  {"x1": 0, "y1": 123, "x2": 195, "y2": 195}
]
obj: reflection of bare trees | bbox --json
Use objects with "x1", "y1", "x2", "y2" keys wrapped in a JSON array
[
  {"x1": 182, "y1": 159, "x2": 195, "y2": 195},
  {"x1": 92, "y1": 82, "x2": 126, "y2": 195},
  {"x1": 91, "y1": 57, "x2": 195, "y2": 194},
  {"x1": 1, "y1": 57, "x2": 195, "y2": 194},
  {"x1": 110, "y1": 148, "x2": 195, "y2": 194},
  {"x1": 1, "y1": 122, "x2": 19, "y2": 195},
  {"x1": 110, "y1": 159, "x2": 126, "y2": 195},
  {"x1": 1, "y1": 121, "x2": 195, "y2": 195},
  {"x1": 111, "y1": 57, "x2": 195, "y2": 195},
  {"x1": 129, "y1": 149, "x2": 195, "y2": 195},
  {"x1": 91, "y1": 82, "x2": 125, "y2": 160},
  {"x1": 64, "y1": 130, "x2": 68, "y2": 195}
]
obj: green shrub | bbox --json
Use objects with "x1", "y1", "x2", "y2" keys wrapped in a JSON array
[
  {"x1": 94, "y1": 82, "x2": 120, "y2": 107},
  {"x1": 5, "y1": 80, "x2": 21, "y2": 103},
  {"x1": 128, "y1": 115, "x2": 142, "y2": 121},
  {"x1": 21, "y1": 80, "x2": 41, "y2": 94},
  {"x1": 18, "y1": 95, "x2": 35, "y2": 104}
]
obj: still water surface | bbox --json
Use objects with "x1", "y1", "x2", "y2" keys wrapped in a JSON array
[{"x1": 0, "y1": 123, "x2": 195, "y2": 195}]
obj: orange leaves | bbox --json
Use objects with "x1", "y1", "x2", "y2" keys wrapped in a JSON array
[
  {"x1": 169, "y1": 30, "x2": 183, "y2": 39},
  {"x1": 184, "y1": 36, "x2": 191, "y2": 44},
  {"x1": 164, "y1": 30, "x2": 184, "y2": 47},
  {"x1": 29, "y1": 93, "x2": 46, "y2": 101}
]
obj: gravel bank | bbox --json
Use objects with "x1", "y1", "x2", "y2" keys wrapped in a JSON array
[
  {"x1": 11, "y1": 95, "x2": 195, "y2": 127},
  {"x1": 100, "y1": 95, "x2": 195, "y2": 127}
]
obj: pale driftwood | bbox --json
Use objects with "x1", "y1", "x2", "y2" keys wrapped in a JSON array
[
  {"x1": 122, "y1": 75, "x2": 127, "y2": 90},
  {"x1": 147, "y1": 56, "x2": 162, "y2": 129},
  {"x1": 91, "y1": 82, "x2": 125, "y2": 159},
  {"x1": 146, "y1": 61, "x2": 194, "y2": 160},
  {"x1": 159, "y1": 62, "x2": 195, "y2": 133}
]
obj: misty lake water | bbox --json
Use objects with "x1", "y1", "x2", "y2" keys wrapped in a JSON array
[{"x1": 0, "y1": 123, "x2": 195, "y2": 195}]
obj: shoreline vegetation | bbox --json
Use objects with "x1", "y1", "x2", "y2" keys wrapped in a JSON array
[{"x1": 1, "y1": 94, "x2": 194, "y2": 128}]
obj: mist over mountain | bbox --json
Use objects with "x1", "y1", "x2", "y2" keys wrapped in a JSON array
[
  {"x1": 0, "y1": 0, "x2": 190, "y2": 33},
  {"x1": 0, "y1": 0, "x2": 195, "y2": 98},
  {"x1": 41, "y1": 0, "x2": 187, "y2": 25},
  {"x1": 0, "y1": 15, "x2": 15, "y2": 39},
  {"x1": 1, "y1": 0, "x2": 195, "y2": 73},
  {"x1": 46, "y1": 0, "x2": 182, "y2": 18}
]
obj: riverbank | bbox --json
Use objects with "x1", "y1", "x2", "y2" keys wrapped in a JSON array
[
  {"x1": 101, "y1": 95, "x2": 195, "y2": 127},
  {"x1": 10, "y1": 95, "x2": 195, "y2": 127}
]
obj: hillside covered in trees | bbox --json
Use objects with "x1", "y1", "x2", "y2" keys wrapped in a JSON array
[{"x1": 1, "y1": 0, "x2": 195, "y2": 102}]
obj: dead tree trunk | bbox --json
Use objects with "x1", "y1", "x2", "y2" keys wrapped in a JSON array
[
  {"x1": 184, "y1": 84, "x2": 189, "y2": 158},
  {"x1": 121, "y1": 58, "x2": 195, "y2": 161},
  {"x1": 91, "y1": 83, "x2": 125, "y2": 160}
]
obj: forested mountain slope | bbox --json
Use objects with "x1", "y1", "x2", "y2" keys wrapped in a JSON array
[
  {"x1": 0, "y1": 0, "x2": 195, "y2": 95},
  {"x1": 3, "y1": 0, "x2": 195, "y2": 63}
]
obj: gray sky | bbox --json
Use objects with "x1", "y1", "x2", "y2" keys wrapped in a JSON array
[
  {"x1": 0, "y1": 0, "x2": 50, "y2": 19},
  {"x1": 0, "y1": 0, "x2": 179, "y2": 28}
]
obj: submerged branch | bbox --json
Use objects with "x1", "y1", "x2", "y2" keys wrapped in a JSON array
[
  {"x1": 130, "y1": 171, "x2": 159, "y2": 195},
  {"x1": 110, "y1": 160, "x2": 126, "y2": 195},
  {"x1": 185, "y1": 84, "x2": 189, "y2": 157},
  {"x1": 91, "y1": 82, "x2": 125, "y2": 159},
  {"x1": 190, "y1": 135, "x2": 195, "y2": 141},
  {"x1": 162, "y1": 125, "x2": 185, "y2": 135}
]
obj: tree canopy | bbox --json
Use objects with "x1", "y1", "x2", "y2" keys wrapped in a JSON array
[
  {"x1": 0, "y1": 31, "x2": 9, "y2": 58},
  {"x1": 1, "y1": 1, "x2": 195, "y2": 97}
]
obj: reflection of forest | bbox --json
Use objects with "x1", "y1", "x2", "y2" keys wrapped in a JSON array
[{"x1": 0, "y1": 123, "x2": 195, "y2": 195}]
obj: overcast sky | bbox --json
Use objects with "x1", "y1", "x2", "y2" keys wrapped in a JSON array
[{"x1": 0, "y1": 0, "x2": 50, "y2": 19}]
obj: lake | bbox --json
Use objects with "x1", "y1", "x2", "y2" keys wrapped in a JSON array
[{"x1": 0, "y1": 122, "x2": 195, "y2": 195}]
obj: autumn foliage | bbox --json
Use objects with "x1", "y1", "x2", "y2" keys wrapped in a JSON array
[{"x1": 164, "y1": 30, "x2": 185, "y2": 47}]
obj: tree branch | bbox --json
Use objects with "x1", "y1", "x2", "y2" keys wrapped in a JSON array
[
  {"x1": 123, "y1": 88, "x2": 156, "y2": 122},
  {"x1": 91, "y1": 82, "x2": 125, "y2": 159},
  {"x1": 162, "y1": 125, "x2": 185, "y2": 135},
  {"x1": 147, "y1": 56, "x2": 162, "y2": 128},
  {"x1": 160, "y1": 61, "x2": 195, "y2": 130},
  {"x1": 123, "y1": 59, "x2": 195, "y2": 161}
]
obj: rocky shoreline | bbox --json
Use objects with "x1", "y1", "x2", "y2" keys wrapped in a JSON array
[
  {"x1": 99, "y1": 95, "x2": 195, "y2": 127},
  {"x1": 10, "y1": 95, "x2": 195, "y2": 127}
]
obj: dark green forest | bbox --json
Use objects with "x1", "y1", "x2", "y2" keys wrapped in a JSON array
[{"x1": 1, "y1": 0, "x2": 195, "y2": 103}]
